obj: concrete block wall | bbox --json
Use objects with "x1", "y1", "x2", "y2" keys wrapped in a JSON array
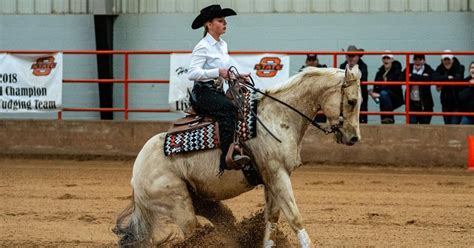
[
  {"x1": 0, "y1": 120, "x2": 471, "y2": 168},
  {"x1": 301, "y1": 124, "x2": 472, "y2": 167}
]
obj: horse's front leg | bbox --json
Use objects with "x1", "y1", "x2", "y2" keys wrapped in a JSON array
[
  {"x1": 263, "y1": 186, "x2": 280, "y2": 248},
  {"x1": 264, "y1": 165, "x2": 312, "y2": 248}
]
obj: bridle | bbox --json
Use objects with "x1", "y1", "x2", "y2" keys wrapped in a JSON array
[{"x1": 227, "y1": 67, "x2": 357, "y2": 142}]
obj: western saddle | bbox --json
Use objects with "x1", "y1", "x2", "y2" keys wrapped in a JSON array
[{"x1": 167, "y1": 77, "x2": 254, "y2": 170}]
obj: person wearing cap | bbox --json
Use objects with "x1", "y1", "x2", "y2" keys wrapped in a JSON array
[
  {"x1": 370, "y1": 50, "x2": 404, "y2": 124},
  {"x1": 339, "y1": 45, "x2": 369, "y2": 123},
  {"x1": 399, "y1": 54, "x2": 435, "y2": 124},
  {"x1": 298, "y1": 54, "x2": 327, "y2": 72},
  {"x1": 433, "y1": 49, "x2": 465, "y2": 124},
  {"x1": 458, "y1": 61, "x2": 474, "y2": 125},
  {"x1": 188, "y1": 4, "x2": 250, "y2": 171}
]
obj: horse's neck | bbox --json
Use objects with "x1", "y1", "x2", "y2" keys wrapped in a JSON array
[{"x1": 260, "y1": 74, "x2": 339, "y2": 144}]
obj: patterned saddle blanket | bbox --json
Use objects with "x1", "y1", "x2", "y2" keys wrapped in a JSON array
[{"x1": 164, "y1": 90, "x2": 258, "y2": 156}]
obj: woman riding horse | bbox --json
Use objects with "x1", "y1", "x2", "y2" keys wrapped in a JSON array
[
  {"x1": 188, "y1": 4, "x2": 250, "y2": 172},
  {"x1": 114, "y1": 65, "x2": 362, "y2": 248}
]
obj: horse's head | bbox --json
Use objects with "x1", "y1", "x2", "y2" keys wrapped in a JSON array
[{"x1": 321, "y1": 65, "x2": 362, "y2": 146}]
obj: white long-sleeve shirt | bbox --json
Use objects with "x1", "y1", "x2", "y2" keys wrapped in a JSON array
[{"x1": 188, "y1": 33, "x2": 230, "y2": 81}]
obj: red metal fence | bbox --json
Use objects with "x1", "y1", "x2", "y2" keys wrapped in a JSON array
[{"x1": 2, "y1": 50, "x2": 473, "y2": 124}]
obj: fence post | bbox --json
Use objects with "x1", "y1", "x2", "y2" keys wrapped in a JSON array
[
  {"x1": 405, "y1": 53, "x2": 410, "y2": 125},
  {"x1": 124, "y1": 53, "x2": 129, "y2": 121},
  {"x1": 469, "y1": 135, "x2": 474, "y2": 170}
]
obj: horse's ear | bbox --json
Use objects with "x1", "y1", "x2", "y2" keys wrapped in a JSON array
[
  {"x1": 352, "y1": 64, "x2": 359, "y2": 71},
  {"x1": 345, "y1": 64, "x2": 349, "y2": 78}
]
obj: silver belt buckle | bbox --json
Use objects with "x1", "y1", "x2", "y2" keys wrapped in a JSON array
[{"x1": 213, "y1": 78, "x2": 224, "y2": 91}]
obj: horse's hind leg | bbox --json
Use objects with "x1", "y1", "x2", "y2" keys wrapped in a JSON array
[
  {"x1": 190, "y1": 188, "x2": 237, "y2": 227},
  {"x1": 145, "y1": 176, "x2": 199, "y2": 246}
]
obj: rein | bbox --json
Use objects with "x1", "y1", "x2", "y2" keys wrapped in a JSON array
[{"x1": 227, "y1": 67, "x2": 344, "y2": 141}]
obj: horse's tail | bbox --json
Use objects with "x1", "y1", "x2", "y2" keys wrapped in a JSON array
[{"x1": 113, "y1": 190, "x2": 154, "y2": 247}]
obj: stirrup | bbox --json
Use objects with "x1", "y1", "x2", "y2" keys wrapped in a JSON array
[
  {"x1": 232, "y1": 154, "x2": 250, "y2": 166},
  {"x1": 225, "y1": 143, "x2": 250, "y2": 170}
]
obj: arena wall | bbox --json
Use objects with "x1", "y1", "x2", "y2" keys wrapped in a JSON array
[
  {"x1": 0, "y1": 120, "x2": 471, "y2": 167},
  {"x1": 1, "y1": 12, "x2": 473, "y2": 123},
  {"x1": 112, "y1": 12, "x2": 473, "y2": 123}
]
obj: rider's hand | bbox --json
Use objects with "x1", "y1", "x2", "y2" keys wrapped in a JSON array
[
  {"x1": 219, "y1": 68, "x2": 229, "y2": 79},
  {"x1": 239, "y1": 73, "x2": 250, "y2": 82}
]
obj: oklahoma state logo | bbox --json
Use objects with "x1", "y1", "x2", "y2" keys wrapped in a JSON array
[
  {"x1": 254, "y1": 57, "x2": 284, "y2": 77},
  {"x1": 31, "y1": 56, "x2": 57, "y2": 76}
]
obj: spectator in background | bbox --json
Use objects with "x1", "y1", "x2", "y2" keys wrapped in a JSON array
[
  {"x1": 339, "y1": 45, "x2": 368, "y2": 123},
  {"x1": 459, "y1": 61, "x2": 474, "y2": 124},
  {"x1": 400, "y1": 54, "x2": 435, "y2": 124},
  {"x1": 299, "y1": 54, "x2": 327, "y2": 72},
  {"x1": 434, "y1": 50, "x2": 465, "y2": 124},
  {"x1": 300, "y1": 54, "x2": 327, "y2": 123},
  {"x1": 369, "y1": 50, "x2": 404, "y2": 124}
]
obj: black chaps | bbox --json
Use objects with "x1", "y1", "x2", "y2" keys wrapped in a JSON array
[{"x1": 191, "y1": 81, "x2": 237, "y2": 171}]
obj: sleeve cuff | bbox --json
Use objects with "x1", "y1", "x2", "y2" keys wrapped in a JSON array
[{"x1": 208, "y1": 68, "x2": 220, "y2": 78}]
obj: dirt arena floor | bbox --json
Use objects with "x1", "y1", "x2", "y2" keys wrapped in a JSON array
[{"x1": 1, "y1": 158, "x2": 473, "y2": 247}]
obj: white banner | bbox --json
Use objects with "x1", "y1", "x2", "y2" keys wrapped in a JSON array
[
  {"x1": 0, "y1": 53, "x2": 63, "y2": 112},
  {"x1": 169, "y1": 53, "x2": 194, "y2": 112},
  {"x1": 230, "y1": 54, "x2": 290, "y2": 89},
  {"x1": 168, "y1": 53, "x2": 289, "y2": 112}
]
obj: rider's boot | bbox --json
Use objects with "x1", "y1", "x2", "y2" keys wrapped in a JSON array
[
  {"x1": 232, "y1": 154, "x2": 250, "y2": 166},
  {"x1": 225, "y1": 143, "x2": 250, "y2": 170}
]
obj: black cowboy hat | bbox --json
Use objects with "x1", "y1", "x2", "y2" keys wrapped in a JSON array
[{"x1": 192, "y1": 5, "x2": 237, "y2": 30}]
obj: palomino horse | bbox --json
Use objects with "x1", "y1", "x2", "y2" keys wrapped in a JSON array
[{"x1": 115, "y1": 65, "x2": 362, "y2": 247}]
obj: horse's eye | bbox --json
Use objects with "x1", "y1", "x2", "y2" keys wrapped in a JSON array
[{"x1": 348, "y1": 99, "x2": 357, "y2": 106}]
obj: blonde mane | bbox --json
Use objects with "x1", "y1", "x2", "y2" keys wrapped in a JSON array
[{"x1": 264, "y1": 67, "x2": 345, "y2": 96}]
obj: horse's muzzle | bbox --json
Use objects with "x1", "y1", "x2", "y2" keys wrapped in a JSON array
[
  {"x1": 335, "y1": 128, "x2": 359, "y2": 146},
  {"x1": 348, "y1": 136, "x2": 359, "y2": 146}
]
